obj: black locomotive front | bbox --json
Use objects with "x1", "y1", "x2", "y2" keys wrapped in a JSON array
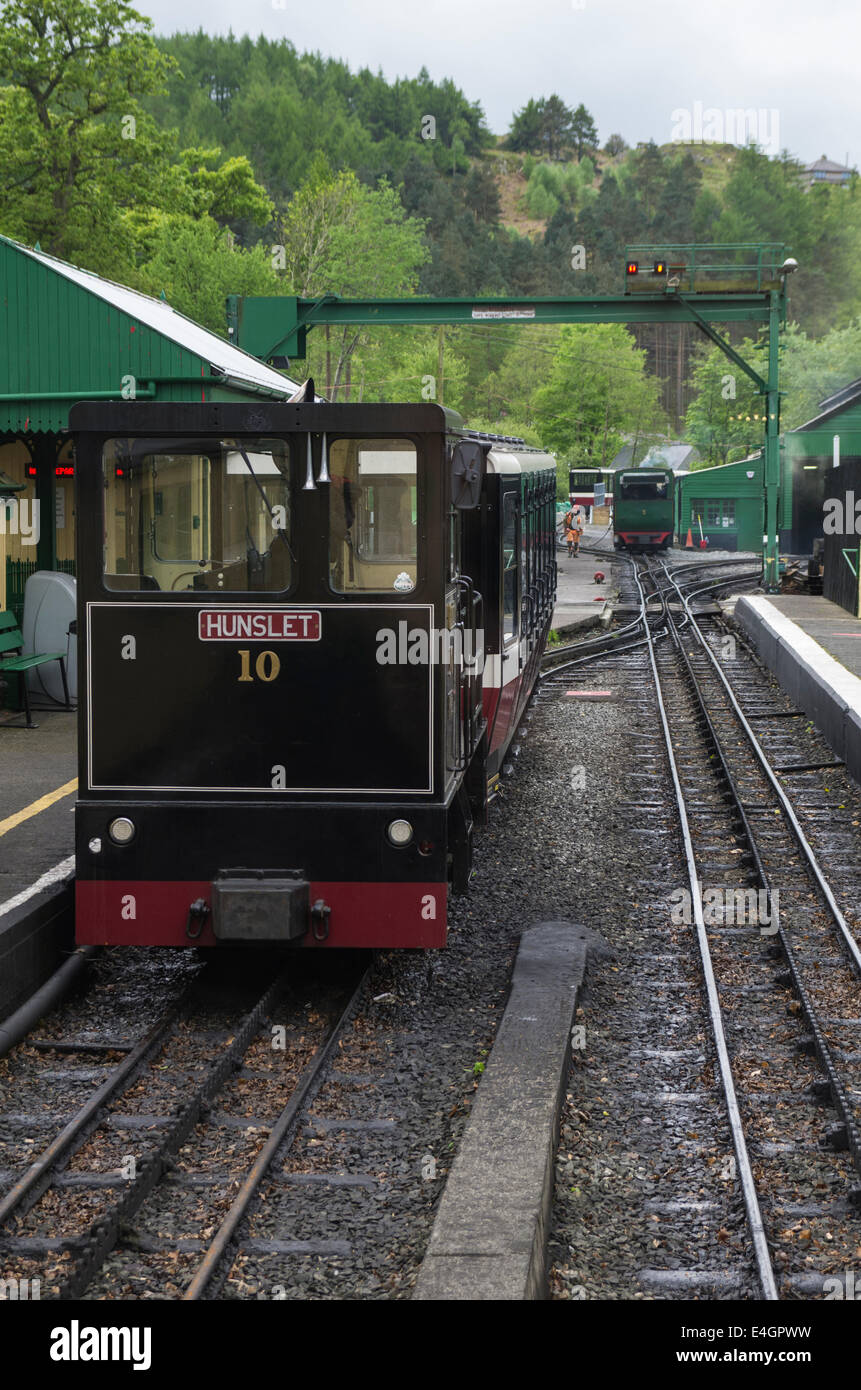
[{"x1": 72, "y1": 401, "x2": 479, "y2": 949}]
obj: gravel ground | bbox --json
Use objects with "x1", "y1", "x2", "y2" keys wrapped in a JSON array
[{"x1": 541, "y1": 633, "x2": 755, "y2": 1301}]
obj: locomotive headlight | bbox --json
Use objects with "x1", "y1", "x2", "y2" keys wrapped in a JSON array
[
  {"x1": 387, "y1": 819, "x2": 413, "y2": 847},
  {"x1": 108, "y1": 817, "x2": 136, "y2": 845}
]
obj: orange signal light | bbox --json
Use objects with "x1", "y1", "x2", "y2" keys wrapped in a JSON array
[{"x1": 654, "y1": 261, "x2": 666, "y2": 274}]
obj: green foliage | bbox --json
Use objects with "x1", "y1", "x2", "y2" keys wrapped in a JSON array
[
  {"x1": 462, "y1": 412, "x2": 544, "y2": 446},
  {"x1": 275, "y1": 160, "x2": 427, "y2": 299},
  {"x1": 523, "y1": 158, "x2": 596, "y2": 225},
  {"x1": 533, "y1": 324, "x2": 667, "y2": 467},
  {"x1": 131, "y1": 218, "x2": 282, "y2": 334},
  {"x1": 526, "y1": 180, "x2": 559, "y2": 222},
  {"x1": 454, "y1": 326, "x2": 563, "y2": 426},
  {"x1": 507, "y1": 99, "x2": 544, "y2": 155},
  {"x1": 713, "y1": 146, "x2": 861, "y2": 336},
  {"x1": 683, "y1": 339, "x2": 762, "y2": 467},
  {"x1": 684, "y1": 318, "x2": 861, "y2": 466},
  {"x1": 0, "y1": 0, "x2": 177, "y2": 261},
  {"x1": 570, "y1": 104, "x2": 599, "y2": 160},
  {"x1": 147, "y1": 36, "x2": 491, "y2": 204},
  {"x1": 274, "y1": 162, "x2": 429, "y2": 397},
  {"x1": 326, "y1": 325, "x2": 469, "y2": 407},
  {"x1": 177, "y1": 148, "x2": 273, "y2": 226},
  {"x1": 507, "y1": 95, "x2": 597, "y2": 161},
  {"x1": 604, "y1": 133, "x2": 628, "y2": 158}
]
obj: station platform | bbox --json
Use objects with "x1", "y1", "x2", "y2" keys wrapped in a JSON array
[
  {"x1": 0, "y1": 709, "x2": 76, "y2": 1016},
  {"x1": 733, "y1": 594, "x2": 861, "y2": 785},
  {"x1": 552, "y1": 523, "x2": 614, "y2": 631}
]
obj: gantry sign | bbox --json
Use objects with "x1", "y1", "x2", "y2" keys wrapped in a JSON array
[{"x1": 226, "y1": 244, "x2": 792, "y2": 591}]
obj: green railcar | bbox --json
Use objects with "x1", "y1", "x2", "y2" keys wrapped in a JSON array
[{"x1": 613, "y1": 468, "x2": 675, "y2": 551}]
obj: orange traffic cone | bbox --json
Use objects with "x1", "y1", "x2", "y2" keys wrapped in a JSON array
[{"x1": 685, "y1": 528, "x2": 694, "y2": 548}]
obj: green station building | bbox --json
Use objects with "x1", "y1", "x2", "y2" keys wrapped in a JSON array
[
  {"x1": 679, "y1": 453, "x2": 765, "y2": 552},
  {"x1": 0, "y1": 234, "x2": 302, "y2": 621},
  {"x1": 677, "y1": 379, "x2": 861, "y2": 554}
]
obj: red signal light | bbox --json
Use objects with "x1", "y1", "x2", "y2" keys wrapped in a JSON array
[{"x1": 626, "y1": 261, "x2": 638, "y2": 275}]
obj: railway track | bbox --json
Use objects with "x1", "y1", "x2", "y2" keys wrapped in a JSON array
[
  {"x1": 545, "y1": 551, "x2": 861, "y2": 1298},
  {"x1": 0, "y1": 954, "x2": 370, "y2": 1299},
  {"x1": 540, "y1": 550, "x2": 762, "y2": 675}
]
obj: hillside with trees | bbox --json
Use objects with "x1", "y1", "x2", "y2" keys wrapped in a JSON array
[{"x1": 1, "y1": 4, "x2": 860, "y2": 484}]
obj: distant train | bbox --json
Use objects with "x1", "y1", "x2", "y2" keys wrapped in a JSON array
[
  {"x1": 70, "y1": 400, "x2": 557, "y2": 950},
  {"x1": 613, "y1": 466, "x2": 675, "y2": 551},
  {"x1": 567, "y1": 468, "x2": 610, "y2": 513}
]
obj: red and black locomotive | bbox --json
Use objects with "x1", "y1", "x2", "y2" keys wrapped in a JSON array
[{"x1": 71, "y1": 400, "x2": 556, "y2": 949}]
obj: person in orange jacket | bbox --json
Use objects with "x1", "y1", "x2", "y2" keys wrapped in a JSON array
[{"x1": 564, "y1": 507, "x2": 583, "y2": 557}]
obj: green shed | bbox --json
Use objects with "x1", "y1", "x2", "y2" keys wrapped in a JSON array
[
  {"x1": 0, "y1": 234, "x2": 302, "y2": 617},
  {"x1": 678, "y1": 381, "x2": 861, "y2": 557},
  {"x1": 678, "y1": 455, "x2": 764, "y2": 552},
  {"x1": 780, "y1": 381, "x2": 861, "y2": 553}
]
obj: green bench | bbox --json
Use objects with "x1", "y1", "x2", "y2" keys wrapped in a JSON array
[{"x1": 0, "y1": 610, "x2": 71, "y2": 729}]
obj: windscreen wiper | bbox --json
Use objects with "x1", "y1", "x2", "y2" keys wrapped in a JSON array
[{"x1": 236, "y1": 446, "x2": 296, "y2": 563}]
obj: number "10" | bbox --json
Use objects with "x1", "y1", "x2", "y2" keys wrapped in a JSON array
[{"x1": 237, "y1": 649, "x2": 281, "y2": 682}]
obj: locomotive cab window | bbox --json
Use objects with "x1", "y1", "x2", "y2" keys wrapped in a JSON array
[
  {"x1": 329, "y1": 438, "x2": 419, "y2": 593},
  {"x1": 102, "y1": 437, "x2": 292, "y2": 592},
  {"x1": 619, "y1": 473, "x2": 668, "y2": 500}
]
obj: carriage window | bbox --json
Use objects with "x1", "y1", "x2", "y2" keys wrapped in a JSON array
[
  {"x1": 328, "y1": 438, "x2": 418, "y2": 593},
  {"x1": 102, "y1": 437, "x2": 292, "y2": 592},
  {"x1": 502, "y1": 492, "x2": 518, "y2": 642}
]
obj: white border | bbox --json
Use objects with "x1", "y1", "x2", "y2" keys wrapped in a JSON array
[{"x1": 86, "y1": 602, "x2": 434, "y2": 796}]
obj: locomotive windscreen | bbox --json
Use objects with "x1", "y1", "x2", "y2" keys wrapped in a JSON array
[
  {"x1": 328, "y1": 438, "x2": 418, "y2": 593},
  {"x1": 103, "y1": 437, "x2": 293, "y2": 593},
  {"x1": 619, "y1": 473, "x2": 669, "y2": 500}
]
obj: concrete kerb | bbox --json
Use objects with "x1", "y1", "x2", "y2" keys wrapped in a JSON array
[
  {"x1": 413, "y1": 921, "x2": 600, "y2": 1301},
  {"x1": 734, "y1": 595, "x2": 779, "y2": 670},
  {"x1": 845, "y1": 707, "x2": 861, "y2": 783},
  {"x1": 734, "y1": 595, "x2": 861, "y2": 781},
  {"x1": 553, "y1": 612, "x2": 605, "y2": 641},
  {"x1": 0, "y1": 879, "x2": 75, "y2": 1021},
  {"x1": 792, "y1": 663, "x2": 849, "y2": 762}
]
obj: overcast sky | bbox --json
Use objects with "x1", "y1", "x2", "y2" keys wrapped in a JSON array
[{"x1": 138, "y1": 0, "x2": 859, "y2": 167}]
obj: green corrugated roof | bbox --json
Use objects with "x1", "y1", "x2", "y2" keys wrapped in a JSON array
[{"x1": 0, "y1": 235, "x2": 301, "y2": 434}]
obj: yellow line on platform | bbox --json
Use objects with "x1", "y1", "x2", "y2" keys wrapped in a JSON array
[{"x1": 0, "y1": 778, "x2": 78, "y2": 838}]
